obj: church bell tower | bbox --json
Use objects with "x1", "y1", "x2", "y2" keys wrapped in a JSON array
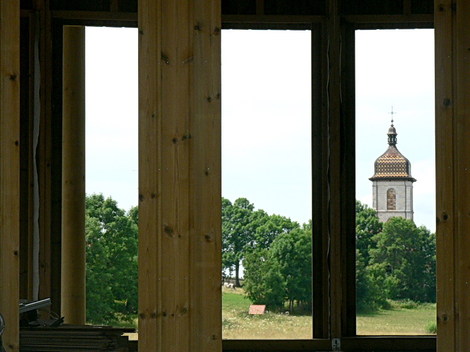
[{"x1": 369, "y1": 120, "x2": 416, "y2": 223}]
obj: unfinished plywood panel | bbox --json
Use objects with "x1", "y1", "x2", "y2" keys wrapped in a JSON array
[
  {"x1": 0, "y1": 1, "x2": 20, "y2": 351},
  {"x1": 138, "y1": 0, "x2": 221, "y2": 351},
  {"x1": 61, "y1": 26, "x2": 86, "y2": 324},
  {"x1": 435, "y1": 0, "x2": 470, "y2": 351}
]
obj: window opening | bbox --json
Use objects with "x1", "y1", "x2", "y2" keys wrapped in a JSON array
[
  {"x1": 387, "y1": 189, "x2": 396, "y2": 210},
  {"x1": 85, "y1": 27, "x2": 139, "y2": 335},
  {"x1": 222, "y1": 29, "x2": 312, "y2": 339},
  {"x1": 355, "y1": 29, "x2": 436, "y2": 335}
]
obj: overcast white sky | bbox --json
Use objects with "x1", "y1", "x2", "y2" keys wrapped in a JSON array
[
  {"x1": 85, "y1": 27, "x2": 435, "y2": 231},
  {"x1": 85, "y1": 27, "x2": 138, "y2": 211}
]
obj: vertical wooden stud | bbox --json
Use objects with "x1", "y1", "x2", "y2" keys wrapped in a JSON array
[
  {"x1": 435, "y1": 0, "x2": 455, "y2": 350},
  {"x1": 327, "y1": 0, "x2": 355, "y2": 339},
  {"x1": 138, "y1": 0, "x2": 221, "y2": 351},
  {"x1": 452, "y1": 1, "x2": 470, "y2": 350},
  {"x1": 340, "y1": 23, "x2": 358, "y2": 337},
  {"x1": 18, "y1": 13, "x2": 34, "y2": 301},
  {"x1": 0, "y1": 0, "x2": 21, "y2": 351},
  {"x1": 61, "y1": 26, "x2": 86, "y2": 325},
  {"x1": 436, "y1": 0, "x2": 470, "y2": 351},
  {"x1": 34, "y1": 0, "x2": 57, "y2": 312},
  {"x1": 138, "y1": 1, "x2": 162, "y2": 348},
  {"x1": 311, "y1": 26, "x2": 330, "y2": 339},
  {"x1": 190, "y1": 1, "x2": 222, "y2": 350}
]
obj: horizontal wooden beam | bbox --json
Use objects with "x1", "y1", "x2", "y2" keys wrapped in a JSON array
[
  {"x1": 51, "y1": 10, "x2": 137, "y2": 23},
  {"x1": 222, "y1": 14, "x2": 324, "y2": 26},
  {"x1": 22, "y1": 9, "x2": 433, "y2": 29},
  {"x1": 342, "y1": 336, "x2": 436, "y2": 350},
  {"x1": 344, "y1": 14, "x2": 433, "y2": 26},
  {"x1": 223, "y1": 337, "x2": 435, "y2": 351},
  {"x1": 223, "y1": 339, "x2": 331, "y2": 351}
]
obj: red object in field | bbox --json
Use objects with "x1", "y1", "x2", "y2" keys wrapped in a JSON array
[{"x1": 249, "y1": 305, "x2": 266, "y2": 315}]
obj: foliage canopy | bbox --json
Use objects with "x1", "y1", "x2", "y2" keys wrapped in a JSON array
[{"x1": 85, "y1": 194, "x2": 138, "y2": 324}]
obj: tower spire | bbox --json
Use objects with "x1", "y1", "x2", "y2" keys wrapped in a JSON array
[
  {"x1": 388, "y1": 107, "x2": 397, "y2": 146},
  {"x1": 370, "y1": 113, "x2": 416, "y2": 223}
]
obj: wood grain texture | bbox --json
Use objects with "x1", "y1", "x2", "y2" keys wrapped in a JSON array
[
  {"x1": 35, "y1": 0, "x2": 57, "y2": 312},
  {"x1": 0, "y1": 0, "x2": 21, "y2": 350},
  {"x1": 190, "y1": 1, "x2": 222, "y2": 350},
  {"x1": 340, "y1": 23, "x2": 358, "y2": 337},
  {"x1": 61, "y1": 26, "x2": 86, "y2": 324},
  {"x1": 434, "y1": 0, "x2": 455, "y2": 351},
  {"x1": 138, "y1": 0, "x2": 221, "y2": 351},
  {"x1": 311, "y1": 26, "x2": 330, "y2": 339},
  {"x1": 435, "y1": 0, "x2": 470, "y2": 351},
  {"x1": 327, "y1": 0, "x2": 347, "y2": 339},
  {"x1": 453, "y1": 1, "x2": 470, "y2": 350},
  {"x1": 138, "y1": 0, "x2": 162, "y2": 349}
]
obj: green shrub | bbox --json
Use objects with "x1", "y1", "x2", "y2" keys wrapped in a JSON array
[
  {"x1": 396, "y1": 299, "x2": 419, "y2": 310},
  {"x1": 425, "y1": 321, "x2": 437, "y2": 334}
]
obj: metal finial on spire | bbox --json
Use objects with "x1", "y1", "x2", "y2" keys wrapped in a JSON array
[
  {"x1": 390, "y1": 106, "x2": 396, "y2": 126},
  {"x1": 387, "y1": 107, "x2": 397, "y2": 146}
]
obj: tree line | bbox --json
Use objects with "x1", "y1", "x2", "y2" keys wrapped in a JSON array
[
  {"x1": 222, "y1": 197, "x2": 312, "y2": 312},
  {"x1": 222, "y1": 198, "x2": 436, "y2": 312},
  {"x1": 84, "y1": 194, "x2": 435, "y2": 324},
  {"x1": 355, "y1": 201, "x2": 436, "y2": 310}
]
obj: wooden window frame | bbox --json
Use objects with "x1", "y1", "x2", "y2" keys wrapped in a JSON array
[
  {"x1": 221, "y1": 16, "x2": 436, "y2": 352},
  {"x1": 44, "y1": 9, "x2": 437, "y2": 352}
]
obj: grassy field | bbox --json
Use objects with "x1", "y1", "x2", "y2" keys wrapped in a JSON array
[
  {"x1": 121, "y1": 288, "x2": 436, "y2": 340},
  {"x1": 223, "y1": 288, "x2": 312, "y2": 339},
  {"x1": 357, "y1": 301, "x2": 436, "y2": 335},
  {"x1": 222, "y1": 288, "x2": 436, "y2": 339}
]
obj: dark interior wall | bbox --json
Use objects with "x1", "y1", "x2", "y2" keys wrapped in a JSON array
[{"x1": 19, "y1": 0, "x2": 433, "y2": 16}]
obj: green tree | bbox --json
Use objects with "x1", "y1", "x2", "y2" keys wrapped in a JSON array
[
  {"x1": 356, "y1": 201, "x2": 382, "y2": 266},
  {"x1": 254, "y1": 213, "x2": 300, "y2": 250},
  {"x1": 222, "y1": 197, "x2": 300, "y2": 286},
  {"x1": 86, "y1": 194, "x2": 138, "y2": 324},
  {"x1": 243, "y1": 249, "x2": 285, "y2": 309},
  {"x1": 368, "y1": 217, "x2": 436, "y2": 302},
  {"x1": 355, "y1": 201, "x2": 385, "y2": 310},
  {"x1": 356, "y1": 249, "x2": 387, "y2": 311},
  {"x1": 243, "y1": 226, "x2": 312, "y2": 312},
  {"x1": 128, "y1": 205, "x2": 138, "y2": 224},
  {"x1": 222, "y1": 197, "x2": 257, "y2": 286},
  {"x1": 269, "y1": 227, "x2": 312, "y2": 312}
]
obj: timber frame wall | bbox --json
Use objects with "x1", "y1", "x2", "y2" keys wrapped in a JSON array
[{"x1": 1, "y1": 0, "x2": 470, "y2": 351}]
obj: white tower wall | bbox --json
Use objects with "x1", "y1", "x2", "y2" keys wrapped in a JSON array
[{"x1": 371, "y1": 179, "x2": 414, "y2": 223}]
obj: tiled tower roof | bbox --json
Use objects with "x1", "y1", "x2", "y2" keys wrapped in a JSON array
[{"x1": 369, "y1": 123, "x2": 416, "y2": 182}]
